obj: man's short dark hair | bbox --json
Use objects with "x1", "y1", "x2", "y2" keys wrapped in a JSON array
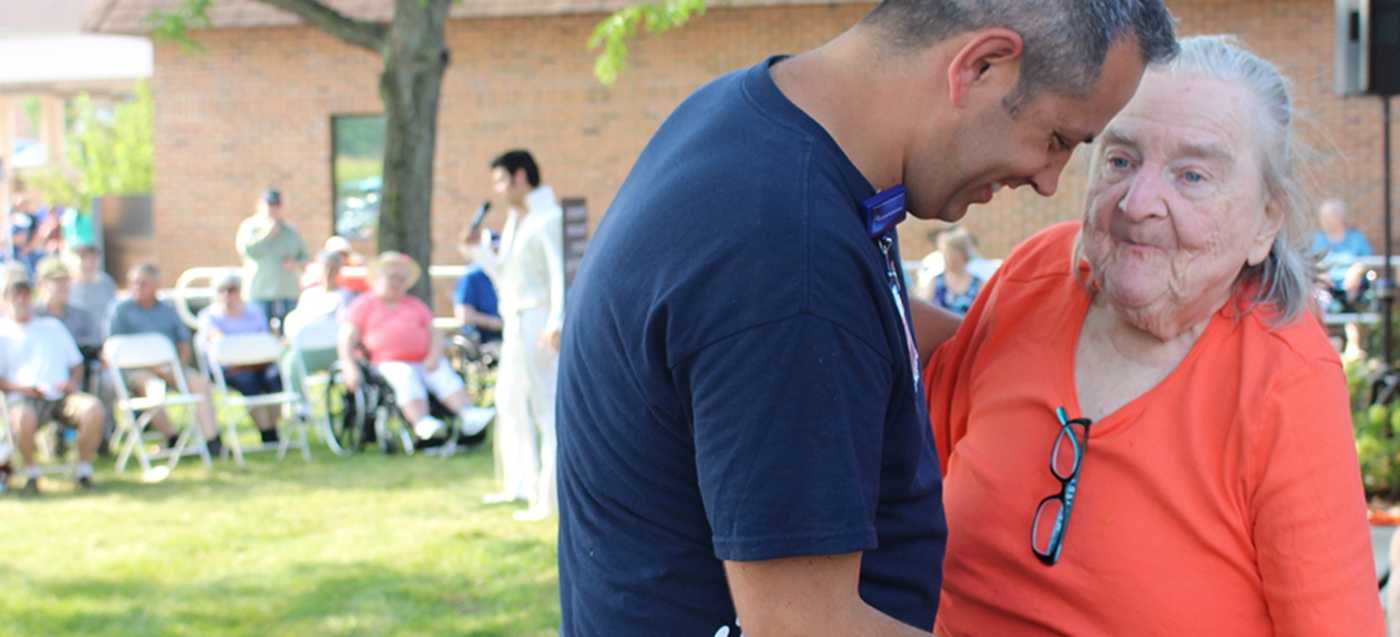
[
  {"x1": 490, "y1": 150, "x2": 541, "y2": 189},
  {"x1": 129, "y1": 262, "x2": 160, "y2": 280},
  {"x1": 862, "y1": 0, "x2": 1179, "y2": 113}
]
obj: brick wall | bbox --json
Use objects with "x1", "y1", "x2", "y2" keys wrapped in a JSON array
[{"x1": 148, "y1": 0, "x2": 1397, "y2": 298}]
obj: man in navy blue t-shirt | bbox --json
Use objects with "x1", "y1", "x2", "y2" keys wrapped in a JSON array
[
  {"x1": 557, "y1": 1, "x2": 1176, "y2": 634},
  {"x1": 452, "y1": 263, "x2": 502, "y2": 343}
]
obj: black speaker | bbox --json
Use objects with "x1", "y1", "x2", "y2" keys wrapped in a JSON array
[
  {"x1": 1337, "y1": 0, "x2": 1400, "y2": 96},
  {"x1": 1370, "y1": 0, "x2": 1400, "y2": 96}
]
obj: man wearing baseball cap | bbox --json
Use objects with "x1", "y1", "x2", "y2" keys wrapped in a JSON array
[
  {"x1": 235, "y1": 188, "x2": 308, "y2": 331},
  {"x1": 0, "y1": 263, "x2": 106, "y2": 494}
]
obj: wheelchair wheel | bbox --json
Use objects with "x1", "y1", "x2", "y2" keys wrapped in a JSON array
[{"x1": 325, "y1": 364, "x2": 375, "y2": 453}]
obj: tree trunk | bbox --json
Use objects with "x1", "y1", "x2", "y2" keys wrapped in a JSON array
[{"x1": 377, "y1": 0, "x2": 451, "y2": 305}]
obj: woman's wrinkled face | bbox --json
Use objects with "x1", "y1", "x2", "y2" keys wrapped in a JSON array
[{"x1": 1081, "y1": 72, "x2": 1282, "y2": 323}]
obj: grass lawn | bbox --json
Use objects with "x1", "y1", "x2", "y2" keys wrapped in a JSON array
[{"x1": 0, "y1": 441, "x2": 560, "y2": 636}]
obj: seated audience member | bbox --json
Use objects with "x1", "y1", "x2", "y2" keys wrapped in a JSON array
[
  {"x1": 1310, "y1": 198, "x2": 1373, "y2": 312},
  {"x1": 8, "y1": 213, "x2": 41, "y2": 274},
  {"x1": 338, "y1": 252, "x2": 487, "y2": 440},
  {"x1": 924, "y1": 36, "x2": 1383, "y2": 635},
  {"x1": 930, "y1": 228, "x2": 984, "y2": 316},
  {"x1": 301, "y1": 235, "x2": 369, "y2": 294},
  {"x1": 0, "y1": 264, "x2": 104, "y2": 494},
  {"x1": 196, "y1": 273, "x2": 282, "y2": 445},
  {"x1": 281, "y1": 251, "x2": 355, "y2": 396},
  {"x1": 454, "y1": 226, "x2": 503, "y2": 343},
  {"x1": 107, "y1": 263, "x2": 223, "y2": 457},
  {"x1": 67, "y1": 242, "x2": 118, "y2": 331},
  {"x1": 33, "y1": 256, "x2": 102, "y2": 349}
]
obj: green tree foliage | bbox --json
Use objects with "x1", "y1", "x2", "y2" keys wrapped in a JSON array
[
  {"x1": 27, "y1": 83, "x2": 154, "y2": 208},
  {"x1": 147, "y1": 0, "x2": 214, "y2": 51},
  {"x1": 591, "y1": 0, "x2": 707, "y2": 86}
]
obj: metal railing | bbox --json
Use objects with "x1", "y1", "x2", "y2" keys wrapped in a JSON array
[{"x1": 171, "y1": 265, "x2": 471, "y2": 331}]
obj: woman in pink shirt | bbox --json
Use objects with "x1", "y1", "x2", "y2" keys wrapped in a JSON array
[{"x1": 339, "y1": 252, "x2": 486, "y2": 440}]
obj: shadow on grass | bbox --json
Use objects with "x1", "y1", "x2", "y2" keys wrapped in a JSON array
[
  {"x1": 5, "y1": 549, "x2": 559, "y2": 637},
  {"x1": 15, "y1": 444, "x2": 500, "y2": 505}
]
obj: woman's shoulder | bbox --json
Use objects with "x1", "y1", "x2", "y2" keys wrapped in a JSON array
[{"x1": 1226, "y1": 306, "x2": 1340, "y2": 391}]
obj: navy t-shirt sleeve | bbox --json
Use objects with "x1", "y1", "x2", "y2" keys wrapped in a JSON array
[{"x1": 679, "y1": 312, "x2": 892, "y2": 562}]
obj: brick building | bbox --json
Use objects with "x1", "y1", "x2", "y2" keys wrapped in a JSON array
[{"x1": 86, "y1": 0, "x2": 1397, "y2": 288}]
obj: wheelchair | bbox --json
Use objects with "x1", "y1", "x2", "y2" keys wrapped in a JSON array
[{"x1": 323, "y1": 345, "x2": 492, "y2": 456}]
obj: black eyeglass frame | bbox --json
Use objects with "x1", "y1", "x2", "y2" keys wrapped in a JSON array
[{"x1": 1030, "y1": 405, "x2": 1092, "y2": 566}]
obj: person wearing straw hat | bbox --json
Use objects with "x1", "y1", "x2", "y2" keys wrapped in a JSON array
[
  {"x1": 0, "y1": 262, "x2": 106, "y2": 494},
  {"x1": 33, "y1": 255, "x2": 102, "y2": 350},
  {"x1": 338, "y1": 251, "x2": 490, "y2": 441}
]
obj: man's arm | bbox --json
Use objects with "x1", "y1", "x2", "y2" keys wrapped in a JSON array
[
  {"x1": 909, "y1": 298, "x2": 961, "y2": 368},
  {"x1": 59, "y1": 363, "x2": 83, "y2": 394},
  {"x1": 454, "y1": 303, "x2": 504, "y2": 332},
  {"x1": 724, "y1": 553, "x2": 931, "y2": 636}
]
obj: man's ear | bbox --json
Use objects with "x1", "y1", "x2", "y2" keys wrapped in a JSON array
[{"x1": 947, "y1": 28, "x2": 1025, "y2": 108}]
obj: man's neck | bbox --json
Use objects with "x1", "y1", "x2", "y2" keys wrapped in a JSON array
[
  {"x1": 137, "y1": 297, "x2": 157, "y2": 309},
  {"x1": 44, "y1": 300, "x2": 64, "y2": 315},
  {"x1": 770, "y1": 30, "x2": 936, "y2": 192}
]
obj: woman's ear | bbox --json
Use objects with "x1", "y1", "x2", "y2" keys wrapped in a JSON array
[
  {"x1": 1246, "y1": 196, "x2": 1285, "y2": 266},
  {"x1": 947, "y1": 28, "x2": 1025, "y2": 108}
]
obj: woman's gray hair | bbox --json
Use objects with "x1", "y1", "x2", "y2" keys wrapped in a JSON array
[{"x1": 1076, "y1": 35, "x2": 1315, "y2": 325}]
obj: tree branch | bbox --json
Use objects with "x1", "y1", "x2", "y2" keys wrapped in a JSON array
[
  {"x1": 252, "y1": 0, "x2": 388, "y2": 53},
  {"x1": 591, "y1": 0, "x2": 706, "y2": 86}
]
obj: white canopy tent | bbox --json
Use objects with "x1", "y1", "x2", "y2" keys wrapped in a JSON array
[{"x1": 0, "y1": 0, "x2": 151, "y2": 259}]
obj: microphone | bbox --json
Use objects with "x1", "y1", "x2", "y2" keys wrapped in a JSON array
[{"x1": 469, "y1": 201, "x2": 492, "y2": 234}]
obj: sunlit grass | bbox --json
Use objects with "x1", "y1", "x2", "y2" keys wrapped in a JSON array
[{"x1": 0, "y1": 442, "x2": 559, "y2": 636}]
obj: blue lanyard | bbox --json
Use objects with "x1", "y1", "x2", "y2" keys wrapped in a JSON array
[{"x1": 861, "y1": 186, "x2": 920, "y2": 388}]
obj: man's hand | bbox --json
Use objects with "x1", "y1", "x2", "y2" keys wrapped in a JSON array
[
  {"x1": 538, "y1": 328, "x2": 561, "y2": 353},
  {"x1": 282, "y1": 257, "x2": 300, "y2": 272},
  {"x1": 56, "y1": 379, "x2": 76, "y2": 395}
]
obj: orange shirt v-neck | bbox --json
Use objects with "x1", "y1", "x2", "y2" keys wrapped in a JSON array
[{"x1": 925, "y1": 222, "x2": 1382, "y2": 637}]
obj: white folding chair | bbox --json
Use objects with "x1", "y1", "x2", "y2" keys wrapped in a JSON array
[
  {"x1": 205, "y1": 332, "x2": 311, "y2": 465},
  {"x1": 286, "y1": 318, "x2": 348, "y2": 455},
  {"x1": 104, "y1": 333, "x2": 212, "y2": 477}
]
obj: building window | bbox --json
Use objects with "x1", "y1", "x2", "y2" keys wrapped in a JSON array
[{"x1": 331, "y1": 115, "x2": 385, "y2": 240}]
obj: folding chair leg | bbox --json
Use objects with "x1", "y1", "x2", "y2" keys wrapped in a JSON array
[
  {"x1": 115, "y1": 411, "x2": 155, "y2": 475},
  {"x1": 275, "y1": 416, "x2": 291, "y2": 461},
  {"x1": 225, "y1": 421, "x2": 245, "y2": 467}
]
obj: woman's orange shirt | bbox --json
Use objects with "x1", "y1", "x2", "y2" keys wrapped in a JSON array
[{"x1": 924, "y1": 222, "x2": 1382, "y2": 637}]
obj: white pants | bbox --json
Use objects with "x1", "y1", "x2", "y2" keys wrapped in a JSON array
[
  {"x1": 373, "y1": 359, "x2": 465, "y2": 405},
  {"x1": 494, "y1": 306, "x2": 558, "y2": 512}
]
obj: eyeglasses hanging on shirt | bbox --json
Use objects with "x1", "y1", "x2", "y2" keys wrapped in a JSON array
[{"x1": 860, "y1": 185, "x2": 920, "y2": 389}]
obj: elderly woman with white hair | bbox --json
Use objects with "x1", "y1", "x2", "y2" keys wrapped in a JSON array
[
  {"x1": 924, "y1": 36, "x2": 1383, "y2": 635},
  {"x1": 339, "y1": 252, "x2": 487, "y2": 440}
]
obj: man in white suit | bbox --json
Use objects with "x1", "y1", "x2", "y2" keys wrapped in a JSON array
[{"x1": 476, "y1": 149, "x2": 565, "y2": 521}]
